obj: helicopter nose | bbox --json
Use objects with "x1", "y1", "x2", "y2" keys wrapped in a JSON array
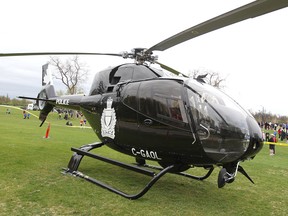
[
  {"x1": 199, "y1": 115, "x2": 263, "y2": 163},
  {"x1": 242, "y1": 116, "x2": 264, "y2": 159},
  {"x1": 241, "y1": 135, "x2": 263, "y2": 160}
]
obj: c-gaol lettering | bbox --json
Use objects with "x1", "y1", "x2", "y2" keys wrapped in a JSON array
[
  {"x1": 131, "y1": 148, "x2": 162, "y2": 160},
  {"x1": 56, "y1": 98, "x2": 70, "y2": 105}
]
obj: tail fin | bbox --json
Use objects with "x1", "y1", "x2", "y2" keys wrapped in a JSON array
[
  {"x1": 38, "y1": 63, "x2": 57, "y2": 126},
  {"x1": 42, "y1": 63, "x2": 53, "y2": 86},
  {"x1": 38, "y1": 63, "x2": 56, "y2": 109},
  {"x1": 19, "y1": 63, "x2": 57, "y2": 126}
]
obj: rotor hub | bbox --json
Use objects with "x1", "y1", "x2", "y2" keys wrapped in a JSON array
[{"x1": 122, "y1": 48, "x2": 158, "y2": 65}]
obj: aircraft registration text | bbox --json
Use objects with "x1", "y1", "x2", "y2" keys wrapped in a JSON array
[{"x1": 131, "y1": 148, "x2": 162, "y2": 160}]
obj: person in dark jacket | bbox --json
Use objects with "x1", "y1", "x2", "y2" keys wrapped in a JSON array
[
  {"x1": 280, "y1": 129, "x2": 286, "y2": 141},
  {"x1": 269, "y1": 134, "x2": 276, "y2": 155}
]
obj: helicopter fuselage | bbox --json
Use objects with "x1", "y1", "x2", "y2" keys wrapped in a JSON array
[{"x1": 46, "y1": 63, "x2": 263, "y2": 169}]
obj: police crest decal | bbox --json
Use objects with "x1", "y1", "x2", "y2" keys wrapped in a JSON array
[{"x1": 101, "y1": 97, "x2": 116, "y2": 139}]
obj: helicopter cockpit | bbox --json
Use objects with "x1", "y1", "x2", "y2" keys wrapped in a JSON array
[{"x1": 184, "y1": 78, "x2": 263, "y2": 163}]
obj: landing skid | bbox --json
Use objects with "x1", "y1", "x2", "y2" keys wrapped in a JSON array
[{"x1": 62, "y1": 142, "x2": 214, "y2": 199}]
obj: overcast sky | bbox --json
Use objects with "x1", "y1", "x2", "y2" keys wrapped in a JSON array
[{"x1": 1, "y1": 0, "x2": 288, "y2": 116}]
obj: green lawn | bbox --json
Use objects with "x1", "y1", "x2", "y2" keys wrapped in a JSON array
[{"x1": 0, "y1": 106, "x2": 288, "y2": 215}]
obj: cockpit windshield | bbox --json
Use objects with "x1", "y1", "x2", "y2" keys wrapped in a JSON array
[
  {"x1": 185, "y1": 78, "x2": 252, "y2": 162},
  {"x1": 185, "y1": 78, "x2": 251, "y2": 131}
]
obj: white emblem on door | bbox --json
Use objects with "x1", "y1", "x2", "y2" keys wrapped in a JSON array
[{"x1": 101, "y1": 97, "x2": 116, "y2": 139}]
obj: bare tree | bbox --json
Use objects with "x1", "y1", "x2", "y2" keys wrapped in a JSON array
[
  {"x1": 189, "y1": 69, "x2": 226, "y2": 89},
  {"x1": 252, "y1": 109, "x2": 288, "y2": 124},
  {"x1": 49, "y1": 56, "x2": 89, "y2": 94}
]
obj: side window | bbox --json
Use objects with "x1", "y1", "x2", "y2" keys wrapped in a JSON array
[
  {"x1": 168, "y1": 98, "x2": 185, "y2": 121},
  {"x1": 154, "y1": 94, "x2": 188, "y2": 124},
  {"x1": 138, "y1": 80, "x2": 188, "y2": 127},
  {"x1": 138, "y1": 82, "x2": 156, "y2": 117},
  {"x1": 122, "y1": 82, "x2": 140, "y2": 110},
  {"x1": 154, "y1": 95, "x2": 169, "y2": 117}
]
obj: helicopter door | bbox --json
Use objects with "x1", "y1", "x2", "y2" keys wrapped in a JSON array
[{"x1": 137, "y1": 79, "x2": 197, "y2": 155}]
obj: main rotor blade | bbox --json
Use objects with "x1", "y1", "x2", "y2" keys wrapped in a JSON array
[
  {"x1": 146, "y1": 0, "x2": 288, "y2": 53},
  {"x1": 18, "y1": 96, "x2": 53, "y2": 102},
  {"x1": 155, "y1": 61, "x2": 188, "y2": 78},
  {"x1": 0, "y1": 52, "x2": 123, "y2": 57}
]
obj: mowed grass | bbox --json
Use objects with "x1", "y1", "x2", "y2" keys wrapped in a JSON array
[{"x1": 0, "y1": 106, "x2": 288, "y2": 216}]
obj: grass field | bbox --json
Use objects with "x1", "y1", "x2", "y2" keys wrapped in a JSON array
[{"x1": 1, "y1": 105, "x2": 288, "y2": 216}]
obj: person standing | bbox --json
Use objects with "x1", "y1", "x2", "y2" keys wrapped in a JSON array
[
  {"x1": 80, "y1": 117, "x2": 84, "y2": 128},
  {"x1": 280, "y1": 128, "x2": 286, "y2": 141},
  {"x1": 23, "y1": 110, "x2": 27, "y2": 119},
  {"x1": 269, "y1": 134, "x2": 276, "y2": 156}
]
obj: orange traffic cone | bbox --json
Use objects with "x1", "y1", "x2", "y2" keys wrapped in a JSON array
[{"x1": 44, "y1": 123, "x2": 51, "y2": 138}]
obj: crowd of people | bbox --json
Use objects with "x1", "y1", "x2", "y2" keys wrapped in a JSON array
[
  {"x1": 260, "y1": 122, "x2": 288, "y2": 141},
  {"x1": 57, "y1": 109, "x2": 87, "y2": 128},
  {"x1": 260, "y1": 122, "x2": 288, "y2": 156}
]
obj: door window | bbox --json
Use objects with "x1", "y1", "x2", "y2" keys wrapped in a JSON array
[{"x1": 138, "y1": 80, "x2": 189, "y2": 128}]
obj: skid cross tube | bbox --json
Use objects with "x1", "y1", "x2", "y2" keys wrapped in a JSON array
[
  {"x1": 177, "y1": 167, "x2": 214, "y2": 180},
  {"x1": 71, "y1": 147, "x2": 155, "y2": 177},
  {"x1": 140, "y1": 163, "x2": 214, "y2": 180}
]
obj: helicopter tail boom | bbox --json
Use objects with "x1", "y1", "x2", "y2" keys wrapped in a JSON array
[
  {"x1": 36, "y1": 88, "x2": 84, "y2": 126},
  {"x1": 19, "y1": 78, "x2": 83, "y2": 126}
]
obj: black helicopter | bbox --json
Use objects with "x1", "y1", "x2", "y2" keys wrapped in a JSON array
[{"x1": 1, "y1": 0, "x2": 287, "y2": 199}]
